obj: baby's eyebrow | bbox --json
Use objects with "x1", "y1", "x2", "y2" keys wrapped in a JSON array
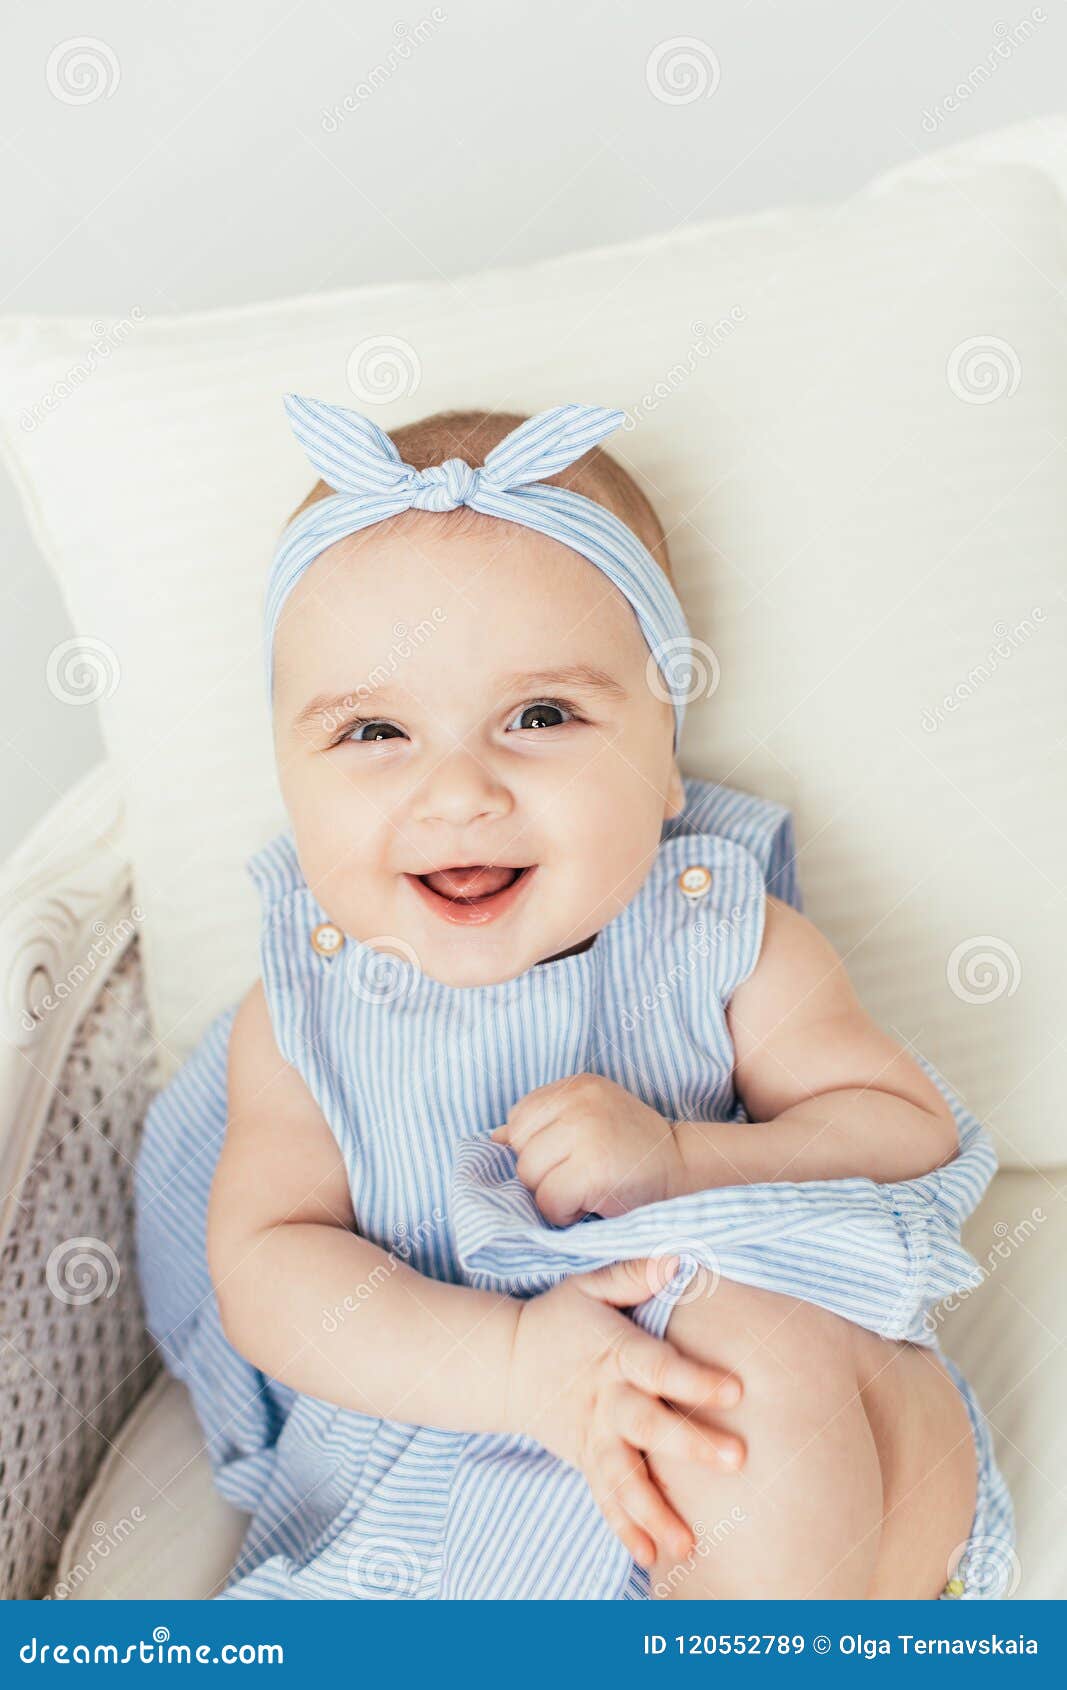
[
  {"x1": 493, "y1": 663, "x2": 629, "y2": 701},
  {"x1": 292, "y1": 663, "x2": 628, "y2": 732}
]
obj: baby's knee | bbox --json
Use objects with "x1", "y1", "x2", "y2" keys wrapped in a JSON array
[
  {"x1": 653, "y1": 1277, "x2": 874, "y2": 1520},
  {"x1": 649, "y1": 1278, "x2": 884, "y2": 1598},
  {"x1": 664, "y1": 1273, "x2": 861, "y2": 1412}
]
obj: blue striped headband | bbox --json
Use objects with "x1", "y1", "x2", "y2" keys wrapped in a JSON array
[{"x1": 267, "y1": 395, "x2": 693, "y2": 746}]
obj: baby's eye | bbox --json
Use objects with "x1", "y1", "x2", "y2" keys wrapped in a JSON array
[
  {"x1": 505, "y1": 698, "x2": 576, "y2": 732},
  {"x1": 341, "y1": 718, "x2": 407, "y2": 744}
]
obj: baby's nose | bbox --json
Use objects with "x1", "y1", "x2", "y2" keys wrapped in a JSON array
[
  {"x1": 408, "y1": 459, "x2": 479, "y2": 511},
  {"x1": 412, "y1": 743, "x2": 511, "y2": 826}
]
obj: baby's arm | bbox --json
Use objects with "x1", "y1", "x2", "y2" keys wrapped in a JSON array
[
  {"x1": 673, "y1": 894, "x2": 959, "y2": 1190},
  {"x1": 207, "y1": 982, "x2": 517, "y2": 1432},
  {"x1": 498, "y1": 897, "x2": 960, "y2": 1220}
]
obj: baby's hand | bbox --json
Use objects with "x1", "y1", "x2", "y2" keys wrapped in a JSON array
[
  {"x1": 490, "y1": 1073, "x2": 684, "y2": 1224},
  {"x1": 505, "y1": 1257, "x2": 744, "y2": 1569}
]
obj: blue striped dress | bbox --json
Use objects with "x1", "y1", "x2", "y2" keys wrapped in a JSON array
[{"x1": 133, "y1": 776, "x2": 1013, "y2": 1600}]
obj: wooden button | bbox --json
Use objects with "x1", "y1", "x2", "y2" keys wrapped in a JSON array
[
  {"x1": 678, "y1": 865, "x2": 712, "y2": 902},
  {"x1": 310, "y1": 921, "x2": 344, "y2": 957}
]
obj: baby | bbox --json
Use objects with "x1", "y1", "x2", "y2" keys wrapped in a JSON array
[{"x1": 135, "y1": 397, "x2": 1012, "y2": 1601}]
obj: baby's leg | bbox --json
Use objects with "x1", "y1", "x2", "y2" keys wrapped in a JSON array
[{"x1": 647, "y1": 1276, "x2": 976, "y2": 1600}]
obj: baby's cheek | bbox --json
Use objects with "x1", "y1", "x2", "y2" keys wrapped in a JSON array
[{"x1": 292, "y1": 824, "x2": 375, "y2": 924}]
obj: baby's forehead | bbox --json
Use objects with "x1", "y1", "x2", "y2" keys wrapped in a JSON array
[
  {"x1": 281, "y1": 513, "x2": 638, "y2": 633},
  {"x1": 272, "y1": 516, "x2": 650, "y2": 706},
  {"x1": 333, "y1": 508, "x2": 584, "y2": 579}
]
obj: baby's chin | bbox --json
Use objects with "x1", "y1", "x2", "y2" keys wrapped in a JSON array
[
  {"x1": 347, "y1": 923, "x2": 586, "y2": 991},
  {"x1": 399, "y1": 926, "x2": 564, "y2": 989},
  {"x1": 418, "y1": 952, "x2": 531, "y2": 988},
  {"x1": 344, "y1": 938, "x2": 529, "y2": 991},
  {"x1": 406, "y1": 926, "x2": 599, "y2": 988}
]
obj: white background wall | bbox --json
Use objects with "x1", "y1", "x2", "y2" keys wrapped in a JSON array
[{"x1": 2, "y1": 0, "x2": 1063, "y2": 857}]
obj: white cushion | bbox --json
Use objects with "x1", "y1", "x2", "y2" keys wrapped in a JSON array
[
  {"x1": 53, "y1": 1369, "x2": 248, "y2": 1600},
  {"x1": 55, "y1": 1169, "x2": 1066, "y2": 1600},
  {"x1": 1, "y1": 115, "x2": 1065, "y2": 1168}
]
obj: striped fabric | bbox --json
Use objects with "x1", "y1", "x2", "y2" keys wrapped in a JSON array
[
  {"x1": 265, "y1": 396, "x2": 694, "y2": 747},
  {"x1": 133, "y1": 775, "x2": 1013, "y2": 1600}
]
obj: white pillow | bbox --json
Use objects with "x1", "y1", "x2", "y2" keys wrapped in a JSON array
[{"x1": 1, "y1": 117, "x2": 1064, "y2": 1170}]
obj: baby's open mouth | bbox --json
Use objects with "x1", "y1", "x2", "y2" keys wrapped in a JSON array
[
  {"x1": 405, "y1": 864, "x2": 537, "y2": 925},
  {"x1": 418, "y1": 865, "x2": 526, "y2": 902}
]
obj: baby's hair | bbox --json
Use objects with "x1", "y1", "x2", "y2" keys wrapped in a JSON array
[{"x1": 285, "y1": 407, "x2": 673, "y2": 581}]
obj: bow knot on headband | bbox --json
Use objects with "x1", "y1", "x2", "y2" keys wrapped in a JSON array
[
  {"x1": 407, "y1": 456, "x2": 481, "y2": 510},
  {"x1": 266, "y1": 394, "x2": 694, "y2": 746}
]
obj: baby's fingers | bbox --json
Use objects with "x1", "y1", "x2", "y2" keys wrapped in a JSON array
[
  {"x1": 612, "y1": 1381, "x2": 741, "y2": 1472},
  {"x1": 616, "y1": 1326, "x2": 743, "y2": 1416},
  {"x1": 592, "y1": 1441, "x2": 688, "y2": 1569},
  {"x1": 589, "y1": 1474, "x2": 654, "y2": 1568}
]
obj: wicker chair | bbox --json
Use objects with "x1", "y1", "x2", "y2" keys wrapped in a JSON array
[{"x1": 0, "y1": 770, "x2": 251, "y2": 1599}]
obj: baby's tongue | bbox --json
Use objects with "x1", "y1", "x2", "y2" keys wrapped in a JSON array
[{"x1": 424, "y1": 865, "x2": 517, "y2": 901}]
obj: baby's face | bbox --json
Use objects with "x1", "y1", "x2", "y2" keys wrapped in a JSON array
[{"x1": 272, "y1": 515, "x2": 685, "y2": 987}]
